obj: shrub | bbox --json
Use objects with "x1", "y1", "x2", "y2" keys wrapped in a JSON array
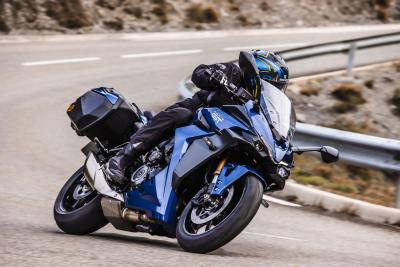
[
  {"x1": 259, "y1": 1, "x2": 270, "y2": 11},
  {"x1": 375, "y1": 0, "x2": 392, "y2": 8},
  {"x1": 329, "y1": 183, "x2": 358, "y2": 194},
  {"x1": 331, "y1": 102, "x2": 356, "y2": 113},
  {"x1": 45, "y1": 0, "x2": 92, "y2": 29},
  {"x1": 152, "y1": 6, "x2": 168, "y2": 24},
  {"x1": 332, "y1": 83, "x2": 366, "y2": 105},
  {"x1": 0, "y1": 18, "x2": 10, "y2": 33},
  {"x1": 295, "y1": 175, "x2": 327, "y2": 186},
  {"x1": 103, "y1": 17, "x2": 124, "y2": 31},
  {"x1": 96, "y1": 0, "x2": 122, "y2": 10},
  {"x1": 124, "y1": 6, "x2": 143, "y2": 18},
  {"x1": 151, "y1": 0, "x2": 165, "y2": 4},
  {"x1": 364, "y1": 79, "x2": 374, "y2": 89},
  {"x1": 186, "y1": 4, "x2": 219, "y2": 23},
  {"x1": 389, "y1": 89, "x2": 400, "y2": 116},
  {"x1": 326, "y1": 118, "x2": 375, "y2": 134},
  {"x1": 376, "y1": 6, "x2": 389, "y2": 22},
  {"x1": 300, "y1": 86, "x2": 319, "y2": 96}
]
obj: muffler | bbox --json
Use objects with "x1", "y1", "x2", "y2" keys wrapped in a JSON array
[{"x1": 101, "y1": 197, "x2": 156, "y2": 232}]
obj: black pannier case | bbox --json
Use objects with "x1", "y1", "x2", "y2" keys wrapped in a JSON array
[{"x1": 67, "y1": 87, "x2": 142, "y2": 146}]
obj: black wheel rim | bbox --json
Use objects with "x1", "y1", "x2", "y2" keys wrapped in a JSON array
[
  {"x1": 60, "y1": 174, "x2": 97, "y2": 213},
  {"x1": 183, "y1": 179, "x2": 246, "y2": 235}
]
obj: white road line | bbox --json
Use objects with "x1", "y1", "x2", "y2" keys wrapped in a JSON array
[
  {"x1": 243, "y1": 231, "x2": 303, "y2": 241},
  {"x1": 22, "y1": 57, "x2": 101, "y2": 66},
  {"x1": 121, "y1": 49, "x2": 203, "y2": 59},
  {"x1": 222, "y1": 42, "x2": 307, "y2": 51},
  {"x1": 263, "y1": 195, "x2": 302, "y2": 208}
]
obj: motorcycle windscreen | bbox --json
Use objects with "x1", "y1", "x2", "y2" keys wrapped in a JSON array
[{"x1": 259, "y1": 80, "x2": 296, "y2": 141}]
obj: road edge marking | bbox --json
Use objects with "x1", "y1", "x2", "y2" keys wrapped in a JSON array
[{"x1": 22, "y1": 57, "x2": 101, "y2": 66}]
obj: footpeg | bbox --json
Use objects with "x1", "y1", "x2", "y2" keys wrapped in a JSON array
[{"x1": 261, "y1": 198, "x2": 269, "y2": 208}]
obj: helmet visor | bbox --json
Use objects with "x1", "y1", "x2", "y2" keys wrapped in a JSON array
[{"x1": 269, "y1": 80, "x2": 288, "y2": 92}]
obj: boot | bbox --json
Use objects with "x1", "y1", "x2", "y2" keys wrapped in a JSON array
[{"x1": 104, "y1": 142, "x2": 144, "y2": 185}]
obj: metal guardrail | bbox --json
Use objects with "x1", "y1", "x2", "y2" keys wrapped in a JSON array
[
  {"x1": 294, "y1": 123, "x2": 400, "y2": 172},
  {"x1": 177, "y1": 32, "x2": 400, "y2": 207}
]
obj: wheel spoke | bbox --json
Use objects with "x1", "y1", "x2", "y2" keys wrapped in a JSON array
[{"x1": 71, "y1": 198, "x2": 84, "y2": 209}]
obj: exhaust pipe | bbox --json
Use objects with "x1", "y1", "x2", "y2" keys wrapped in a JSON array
[{"x1": 101, "y1": 197, "x2": 156, "y2": 232}]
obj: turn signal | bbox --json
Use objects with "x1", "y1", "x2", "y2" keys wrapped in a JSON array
[{"x1": 67, "y1": 103, "x2": 75, "y2": 113}]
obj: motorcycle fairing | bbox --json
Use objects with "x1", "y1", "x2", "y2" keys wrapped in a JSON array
[
  {"x1": 201, "y1": 108, "x2": 252, "y2": 133},
  {"x1": 245, "y1": 101, "x2": 289, "y2": 163},
  {"x1": 124, "y1": 125, "x2": 211, "y2": 230},
  {"x1": 172, "y1": 132, "x2": 236, "y2": 190},
  {"x1": 210, "y1": 164, "x2": 265, "y2": 196}
]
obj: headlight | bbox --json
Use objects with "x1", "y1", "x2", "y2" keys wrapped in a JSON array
[{"x1": 277, "y1": 167, "x2": 288, "y2": 178}]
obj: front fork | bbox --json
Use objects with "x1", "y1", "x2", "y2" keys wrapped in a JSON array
[{"x1": 206, "y1": 155, "x2": 229, "y2": 194}]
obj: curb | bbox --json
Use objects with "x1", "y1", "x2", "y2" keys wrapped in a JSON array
[{"x1": 274, "y1": 181, "x2": 400, "y2": 226}]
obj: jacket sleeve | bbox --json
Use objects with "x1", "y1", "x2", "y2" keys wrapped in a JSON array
[{"x1": 191, "y1": 63, "x2": 242, "y2": 91}]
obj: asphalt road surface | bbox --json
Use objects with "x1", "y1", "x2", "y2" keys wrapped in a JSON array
[{"x1": 1, "y1": 24, "x2": 400, "y2": 267}]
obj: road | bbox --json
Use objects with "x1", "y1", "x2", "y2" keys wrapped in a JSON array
[{"x1": 1, "y1": 24, "x2": 400, "y2": 267}]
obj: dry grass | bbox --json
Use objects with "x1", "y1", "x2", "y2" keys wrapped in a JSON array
[
  {"x1": 331, "y1": 102, "x2": 356, "y2": 113},
  {"x1": 377, "y1": 6, "x2": 390, "y2": 21},
  {"x1": 325, "y1": 118, "x2": 375, "y2": 134},
  {"x1": 292, "y1": 154, "x2": 396, "y2": 207},
  {"x1": 393, "y1": 61, "x2": 400, "y2": 72},
  {"x1": 123, "y1": 5, "x2": 143, "y2": 18},
  {"x1": 364, "y1": 79, "x2": 375, "y2": 89},
  {"x1": 300, "y1": 85, "x2": 319, "y2": 96},
  {"x1": 45, "y1": 0, "x2": 92, "y2": 29},
  {"x1": 332, "y1": 83, "x2": 366, "y2": 104},
  {"x1": 389, "y1": 89, "x2": 400, "y2": 116},
  {"x1": 103, "y1": 17, "x2": 124, "y2": 30},
  {"x1": 186, "y1": 4, "x2": 219, "y2": 23},
  {"x1": 0, "y1": 0, "x2": 9, "y2": 33},
  {"x1": 374, "y1": 0, "x2": 393, "y2": 21},
  {"x1": 259, "y1": 1, "x2": 270, "y2": 11},
  {"x1": 375, "y1": 0, "x2": 392, "y2": 8},
  {"x1": 96, "y1": 0, "x2": 121, "y2": 10},
  {"x1": 151, "y1": 0, "x2": 170, "y2": 24}
]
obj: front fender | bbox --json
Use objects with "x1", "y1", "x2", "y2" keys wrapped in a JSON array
[{"x1": 211, "y1": 164, "x2": 266, "y2": 196}]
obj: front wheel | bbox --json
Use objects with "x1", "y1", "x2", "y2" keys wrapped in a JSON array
[
  {"x1": 54, "y1": 167, "x2": 108, "y2": 235},
  {"x1": 176, "y1": 175, "x2": 263, "y2": 253}
]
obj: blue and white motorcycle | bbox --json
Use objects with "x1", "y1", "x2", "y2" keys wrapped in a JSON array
[{"x1": 54, "y1": 52, "x2": 338, "y2": 253}]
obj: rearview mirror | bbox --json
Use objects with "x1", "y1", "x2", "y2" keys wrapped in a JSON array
[
  {"x1": 239, "y1": 51, "x2": 259, "y2": 76},
  {"x1": 320, "y1": 146, "x2": 339, "y2": 163},
  {"x1": 239, "y1": 51, "x2": 262, "y2": 99}
]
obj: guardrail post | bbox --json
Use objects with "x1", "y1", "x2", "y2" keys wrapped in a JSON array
[
  {"x1": 396, "y1": 176, "x2": 400, "y2": 209},
  {"x1": 347, "y1": 42, "x2": 357, "y2": 76}
]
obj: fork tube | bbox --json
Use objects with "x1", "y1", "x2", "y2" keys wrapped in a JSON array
[{"x1": 207, "y1": 155, "x2": 229, "y2": 194}]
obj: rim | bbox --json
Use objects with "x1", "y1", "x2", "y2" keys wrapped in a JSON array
[
  {"x1": 59, "y1": 174, "x2": 97, "y2": 213},
  {"x1": 183, "y1": 180, "x2": 246, "y2": 235}
]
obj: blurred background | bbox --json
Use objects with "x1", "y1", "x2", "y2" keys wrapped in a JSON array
[{"x1": 1, "y1": 1, "x2": 399, "y2": 266}]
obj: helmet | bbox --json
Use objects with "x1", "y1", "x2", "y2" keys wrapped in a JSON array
[
  {"x1": 254, "y1": 50, "x2": 289, "y2": 91},
  {"x1": 239, "y1": 50, "x2": 289, "y2": 98}
]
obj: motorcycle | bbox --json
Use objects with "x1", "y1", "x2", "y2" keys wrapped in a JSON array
[{"x1": 54, "y1": 52, "x2": 339, "y2": 253}]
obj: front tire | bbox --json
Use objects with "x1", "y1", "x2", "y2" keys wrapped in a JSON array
[
  {"x1": 176, "y1": 175, "x2": 263, "y2": 253},
  {"x1": 54, "y1": 167, "x2": 108, "y2": 235}
]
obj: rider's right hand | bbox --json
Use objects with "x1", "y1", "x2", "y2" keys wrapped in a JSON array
[{"x1": 209, "y1": 69, "x2": 228, "y2": 90}]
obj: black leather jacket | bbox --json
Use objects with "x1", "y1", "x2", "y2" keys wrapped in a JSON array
[{"x1": 170, "y1": 63, "x2": 243, "y2": 112}]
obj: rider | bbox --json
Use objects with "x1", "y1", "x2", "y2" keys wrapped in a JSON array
[{"x1": 105, "y1": 50, "x2": 289, "y2": 185}]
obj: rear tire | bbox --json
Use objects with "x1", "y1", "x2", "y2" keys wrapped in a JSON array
[
  {"x1": 54, "y1": 167, "x2": 108, "y2": 235},
  {"x1": 176, "y1": 175, "x2": 263, "y2": 253}
]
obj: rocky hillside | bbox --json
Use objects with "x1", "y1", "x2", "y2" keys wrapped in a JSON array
[
  {"x1": 0, "y1": 0, "x2": 399, "y2": 34},
  {"x1": 286, "y1": 61, "x2": 400, "y2": 207}
]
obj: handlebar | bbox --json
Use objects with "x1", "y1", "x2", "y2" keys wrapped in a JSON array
[{"x1": 204, "y1": 69, "x2": 254, "y2": 104}]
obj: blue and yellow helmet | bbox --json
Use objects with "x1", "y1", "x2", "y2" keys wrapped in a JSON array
[{"x1": 253, "y1": 50, "x2": 289, "y2": 92}]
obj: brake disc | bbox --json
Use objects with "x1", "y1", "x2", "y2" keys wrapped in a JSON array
[{"x1": 190, "y1": 186, "x2": 234, "y2": 225}]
